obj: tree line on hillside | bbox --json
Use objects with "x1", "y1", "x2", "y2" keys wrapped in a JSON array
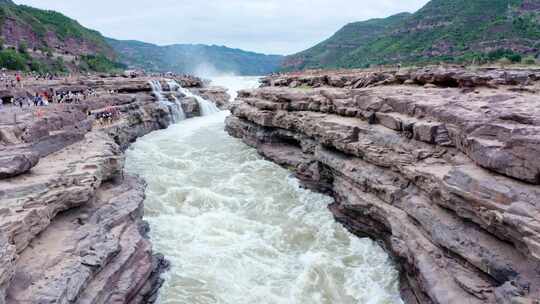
[{"x1": 0, "y1": 38, "x2": 126, "y2": 74}]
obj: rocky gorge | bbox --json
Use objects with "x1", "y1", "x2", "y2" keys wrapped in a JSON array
[
  {"x1": 225, "y1": 67, "x2": 540, "y2": 303},
  {"x1": 0, "y1": 74, "x2": 229, "y2": 303},
  {"x1": 1, "y1": 66, "x2": 539, "y2": 304}
]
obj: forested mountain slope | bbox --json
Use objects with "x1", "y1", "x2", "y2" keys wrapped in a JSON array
[{"x1": 284, "y1": 0, "x2": 540, "y2": 70}]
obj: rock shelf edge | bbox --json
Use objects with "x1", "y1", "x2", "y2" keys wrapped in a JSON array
[{"x1": 226, "y1": 67, "x2": 540, "y2": 304}]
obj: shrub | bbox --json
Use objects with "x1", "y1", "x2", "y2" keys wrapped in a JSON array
[
  {"x1": 79, "y1": 54, "x2": 126, "y2": 72},
  {"x1": 52, "y1": 57, "x2": 67, "y2": 72},
  {"x1": 29, "y1": 58, "x2": 47, "y2": 73},
  {"x1": 17, "y1": 41, "x2": 28, "y2": 54},
  {"x1": 507, "y1": 53, "x2": 522, "y2": 63},
  {"x1": 39, "y1": 45, "x2": 51, "y2": 54},
  {"x1": 487, "y1": 49, "x2": 523, "y2": 63},
  {"x1": 0, "y1": 49, "x2": 28, "y2": 70},
  {"x1": 522, "y1": 56, "x2": 537, "y2": 65}
]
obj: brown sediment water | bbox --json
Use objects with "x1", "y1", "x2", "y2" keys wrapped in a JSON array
[{"x1": 125, "y1": 77, "x2": 402, "y2": 304}]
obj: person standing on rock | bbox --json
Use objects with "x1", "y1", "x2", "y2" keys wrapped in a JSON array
[
  {"x1": 43, "y1": 91, "x2": 50, "y2": 104},
  {"x1": 33, "y1": 93, "x2": 40, "y2": 107},
  {"x1": 16, "y1": 74, "x2": 22, "y2": 89},
  {"x1": 49, "y1": 88, "x2": 56, "y2": 103}
]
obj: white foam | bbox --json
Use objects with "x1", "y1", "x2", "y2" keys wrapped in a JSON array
[
  {"x1": 167, "y1": 79, "x2": 220, "y2": 116},
  {"x1": 126, "y1": 77, "x2": 403, "y2": 304},
  {"x1": 149, "y1": 80, "x2": 186, "y2": 122},
  {"x1": 209, "y1": 76, "x2": 261, "y2": 101}
]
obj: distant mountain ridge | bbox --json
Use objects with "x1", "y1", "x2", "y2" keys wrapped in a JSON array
[
  {"x1": 284, "y1": 0, "x2": 540, "y2": 70},
  {"x1": 108, "y1": 38, "x2": 284, "y2": 76}
]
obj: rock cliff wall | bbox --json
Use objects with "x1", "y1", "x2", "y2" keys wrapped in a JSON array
[
  {"x1": 0, "y1": 75, "x2": 227, "y2": 303},
  {"x1": 225, "y1": 67, "x2": 540, "y2": 304}
]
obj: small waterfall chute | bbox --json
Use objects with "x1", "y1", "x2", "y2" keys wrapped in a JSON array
[
  {"x1": 164, "y1": 80, "x2": 187, "y2": 121},
  {"x1": 167, "y1": 79, "x2": 220, "y2": 116},
  {"x1": 149, "y1": 80, "x2": 185, "y2": 123}
]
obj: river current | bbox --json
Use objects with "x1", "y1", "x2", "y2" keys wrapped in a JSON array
[{"x1": 125, "y1": 76, "x2": 402, "y2": 304}]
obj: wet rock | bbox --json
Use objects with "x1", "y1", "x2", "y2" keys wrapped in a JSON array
[
  {"x1": 189, "y1": 86, "x2": 231, "y2": 109},
  {"x1": 181, "y1": 97, "x2": 201, "y2": 118}
]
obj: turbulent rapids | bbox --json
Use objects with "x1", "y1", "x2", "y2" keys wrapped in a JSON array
[
  {"x1": 149, "y1": 79, "x2": 221, "y2": 122},
  {"x1": 125, "y1": 77, "x2": 402, "y2": 304}
]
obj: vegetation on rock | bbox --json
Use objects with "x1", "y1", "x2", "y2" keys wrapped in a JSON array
[
  {"x1": 0, "y1": 48, "x2": 26, "y2": 70},
  {"x1": 78, "y1": 54, "x2": 126, "y2": 73},
  {"x1": 284, "y1": 0, "x2": 540, "y2": 70},
  {"x1": 0, "y1": 0, "x2": 121, "y2": 73}
]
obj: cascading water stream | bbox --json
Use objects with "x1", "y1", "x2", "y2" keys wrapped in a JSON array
[
  {"x1": 167, "y1": 79, "x2": 220, "y2": 116},
  {"x1": 127, "y1": 77, "x2": 403, "y2": 304},
  {"x1": 149, "y1": 80, "x2": 185, "y2": 122}
]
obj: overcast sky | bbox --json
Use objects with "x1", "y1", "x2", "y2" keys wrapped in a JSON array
[{"x1": 15, "y1": 0, "x2": 428, "y2": 55}]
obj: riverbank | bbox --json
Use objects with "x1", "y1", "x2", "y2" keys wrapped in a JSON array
[
  {"x1": 225, "y1": 66, "x2": 540, "y2": 303},
  {"x1": 0, "y1": 74, "x2": 229, "y2": 303}
]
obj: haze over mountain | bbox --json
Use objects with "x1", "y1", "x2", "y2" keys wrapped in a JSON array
[
  {"x1": 284, "y1": 0, "x2": 540, "y2": 70},
  {"x1": 107, "y1": 39, "x2": 284, "y2": 76}
]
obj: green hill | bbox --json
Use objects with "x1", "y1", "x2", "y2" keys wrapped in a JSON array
[
  {"x1": 0, "y1": 0, "x2": 282, "y2": 75},
  {"x1": 108, "y1": 38, "x2": 284, "y2": 76},
  {"x1": 0, "y1": 0, "x2": 124, "y2": 73},
  {"x1": 283, "y1": 0, "x2": 540, "y2": 70}
]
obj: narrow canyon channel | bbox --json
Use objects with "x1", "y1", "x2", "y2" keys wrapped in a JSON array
[{"x1": 125, "y1": 77, "x2": 403, "y2": 304}]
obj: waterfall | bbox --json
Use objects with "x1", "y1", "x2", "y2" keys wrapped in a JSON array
[
  {"x1": 167, "y1": 79, "x2": 220, "y2": 116},
  {"x1": 149, "y1": 80, "x2": 185, "y2": 123}
]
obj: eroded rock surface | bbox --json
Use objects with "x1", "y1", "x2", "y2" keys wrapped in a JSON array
[
  {"x1": 0, "y1": 153, "x2": 39, "y2": 179},
  {"x1": 263, "y1": 67, "x2": 540, "y2": 90},
  {"x1": 190, "y1": 86, "x2": 231, "y2": 109},
  {"x1": 226, "y1": 67, "x2": 540, "y2": 304},
  {"x1": 0, "y1": 74, "x2": 217, "y2": 303}
]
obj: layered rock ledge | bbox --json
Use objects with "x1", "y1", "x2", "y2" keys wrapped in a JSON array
[
  {"x1": 226, "y1": 67, "x2": 540, "y2": 304},
  {"x1": 0, "y1": 75, "x2": 226, "y2": 303}
]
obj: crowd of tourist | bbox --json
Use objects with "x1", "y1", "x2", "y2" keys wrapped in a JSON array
[
  {"x1": 0, "y1": 73, "x2": 23, "y2": 89},
  {"x1": 0, "y1": 69, "x2": 146, "y2": 127},
  {"x1": 0, "y1": 71, "x2": 67, "y2": 89},
  {"x1": 93, "y1": 107, "x2": 121, "y2": 126},
  {"x1": 56, "y1": 88, "x2": 102, "y2": 104},
  {"x1": 3, "y1": 94, "x2": 48, "y2": 108},
  {"x1": 2, "y1": 87, "x2": 109, "y2": 109},
  {"x1": 1, "y1": 89, "x2": 123, "y2": 127}
]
